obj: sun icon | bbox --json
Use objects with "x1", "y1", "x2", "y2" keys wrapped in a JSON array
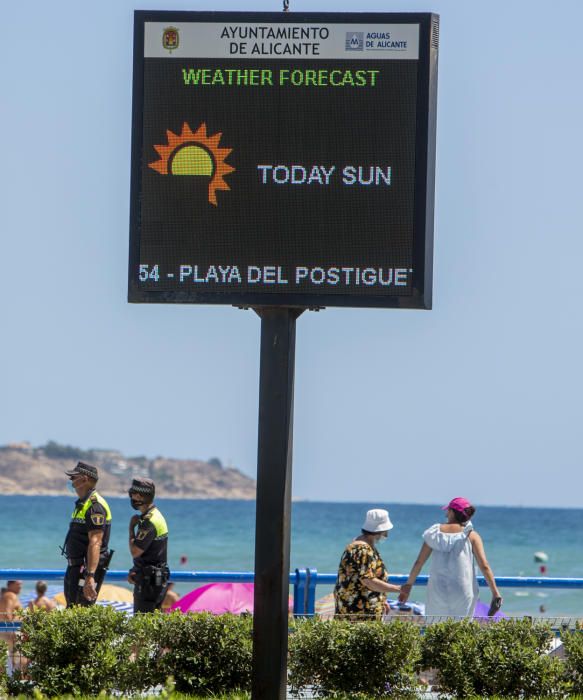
[{"x1": 148, "y1": 122, "x2": 235, "y2": 206}]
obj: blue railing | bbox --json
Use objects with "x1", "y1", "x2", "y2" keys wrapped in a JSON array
[
  {"x1": 2, "y1": 568, "x2": 582, "y2": 618},
  {"x1": 304, "y1": 571, "x2": 583, "y2": 617}
]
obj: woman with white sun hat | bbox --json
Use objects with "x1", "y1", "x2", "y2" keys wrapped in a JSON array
[{"x1": 334, "y1": 508, "x2": 402, "y2": 619}]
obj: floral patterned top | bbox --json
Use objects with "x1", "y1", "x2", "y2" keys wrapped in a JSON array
[{"x1": 334, "y1": 540, "x2": 389, "y2": 618}]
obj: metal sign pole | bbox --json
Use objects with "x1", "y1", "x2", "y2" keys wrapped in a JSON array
[{"x1": 252, "y1": 306, "x2": 303, "y2": 699}]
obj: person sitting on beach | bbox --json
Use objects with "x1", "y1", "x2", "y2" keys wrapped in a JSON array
[
  {"x1": 0, "y1": 580, "x2": 22, "y2": 621},
  {"x1": 334, "y1": 509, "x2": 401, "y2": 619},
  {"x1": 28, "y1": 581, "x2": 56, "y2": 612},
  {"x1": 161, "y1": 582, "x2": 180, "y2": 611},
  {"x1": 0, "y1": 580, "x2": 23, "y2": 672},
  {"x1": 398, "y1": 497, "x2": 502, "y2": 619}
]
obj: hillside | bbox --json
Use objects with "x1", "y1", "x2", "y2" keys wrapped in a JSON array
[{"x1": 0, "y1": 441, "x2": 256, "y2": 499}]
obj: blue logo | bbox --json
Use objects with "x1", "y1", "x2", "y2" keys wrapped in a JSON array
[{"x1": 345, "y1": 32, "x2": 364, "y2": 51}]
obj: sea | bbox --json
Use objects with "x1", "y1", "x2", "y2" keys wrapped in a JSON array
[{"x1": 1, "y1": 496, "x2": 582, "y2": 618}]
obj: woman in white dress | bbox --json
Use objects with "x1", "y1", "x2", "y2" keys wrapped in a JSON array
[{"x1": 398, "y1": 497, "x2": 502, "y2": 619}]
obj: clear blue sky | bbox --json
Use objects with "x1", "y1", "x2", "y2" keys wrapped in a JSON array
[{"x1": 1, "y1": 0, "x2": 582, "y2": 507}]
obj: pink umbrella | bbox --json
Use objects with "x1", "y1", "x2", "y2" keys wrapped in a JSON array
[
  {"x1": 171, "y1": 582, "x2": 292, "y2": 615},
  {"x1": 171, "y1": 582, "x2": 256, "y2": 615}
]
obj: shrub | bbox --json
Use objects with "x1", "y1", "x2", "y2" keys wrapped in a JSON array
[
  {"x1": 288, "y1": 618, "x2": 420, "y2": 698},
  {"x1": 0, "y1": 637, "x2": 7, "y2": 695},
  {"x1": 420, "y1": 618, "x2": 480, "y2": 698},
  {"x1": 14, "y1": 604, "x2": 579, "y2": 699},
  {"x1": 17, "y1": 605, "x2": 131, "y2": 696},
  {"x1": 127, "y1": 611, "x2": 254, "y2": 695},
  {"x1": 17, "y1": 608, "x2": 253, "y2": 696},
  {"x1": 562, "y1": 624, "x2": 583, "y2": 695},
  {"x1": 117, "y1": 609, "x2": 169, "y2": 693},
  {"x1": 421, "y1": 618, "x2": 567, "y2": 698}
]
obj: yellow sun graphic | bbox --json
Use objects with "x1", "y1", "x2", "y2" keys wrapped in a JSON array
[{"x1": 148, "y1": 122, "x2": 235, "y2": 206}]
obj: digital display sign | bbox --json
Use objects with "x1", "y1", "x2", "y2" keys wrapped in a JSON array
[{"x1": 129, "y1": 12, "x2": 438, "y2": 309}]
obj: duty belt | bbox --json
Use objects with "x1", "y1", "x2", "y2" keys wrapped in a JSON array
[{"x1": 137, "y1": 564, "x2": 169, "y2": 584}]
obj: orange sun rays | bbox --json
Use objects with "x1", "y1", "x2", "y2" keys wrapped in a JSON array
[{"x1": 148, "y1": 122, "x2": 235, "y2": 206}]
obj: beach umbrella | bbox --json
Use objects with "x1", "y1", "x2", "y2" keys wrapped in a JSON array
[
  {"x1": 172, "y1": 582, "x2": 293, "y2": 615},
  {"x1": 172, "y1": 582, "x2": 255, "y2": 614},
  {"x1": 473, "y1": 599, "x2": 506, "y2": 620},
  {"x1": 97, "y1": 583, "x2": 134, "y2": 603},
  {"x1": 52, "y1": 592, "x2": 66, "y2": 606},
  {"x1": 53, "y1": 583, "x2": 134, "y2": 607},
  {"x1": 534, "y1": 551, "x2": 549, "y2": 563},
  {"x1": 315, "y1": 592, "x2": 335, "y2": 619}
]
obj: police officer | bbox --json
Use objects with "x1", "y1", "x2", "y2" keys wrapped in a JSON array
[
  {"x1": 63, "y1": 462, "x2": 112, "y2": 606},
  {"x1": 127, "y1": 478, "x2": 169, "y2": 613}
]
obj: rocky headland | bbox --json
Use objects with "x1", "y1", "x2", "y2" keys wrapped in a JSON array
[{"x1": 0, "y1": 441, "x2": 256, "y2": 499}]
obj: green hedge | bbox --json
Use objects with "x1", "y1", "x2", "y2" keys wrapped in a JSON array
[
  {"x1": 10, "y1": 607, "x2": 583, "y2": 698},
  {"x1": 120, "y1": 610, "x2": 253, "y2": 695},
  {"x1": 16, "y1": 607, "x2": 252, "y2": 697},
  {"x1": 562, "y1": 623, "x2": 583, "y2": 695},
  {"x1": 0, "y1": 637, "x2": 7, "y2": 696},
  {"x1": 421, "y1": 618, "x2": 565, "y2": 698},
  {"x1": 288, "y1": 617, "x2": 420, "y2": 698},
  {"x1": 18, "y1": 605, "x2": 132, "y2": 696}
]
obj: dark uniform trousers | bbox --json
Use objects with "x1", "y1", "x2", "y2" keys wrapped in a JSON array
[
  {"x1": 64, "y1": 558, "x2": 108, "y2": 607},
  {"x1": 133, "y1": 565, "x2": 170, "y2": 613}
]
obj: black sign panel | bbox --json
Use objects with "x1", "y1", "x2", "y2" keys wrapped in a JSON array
[{"x1": 129, "y1": 12, "x2": 438, "y2": 309}]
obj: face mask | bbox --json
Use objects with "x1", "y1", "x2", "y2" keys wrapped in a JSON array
[
  {"x1": 131, "y1": 498, "x2": 145, "y2": 510},
  {"x1": 67, "y1": 481, "x2": 76, "y2": 494},
  {"x1": 376, "y1": 534, "x2": 388, "y2": 545}
]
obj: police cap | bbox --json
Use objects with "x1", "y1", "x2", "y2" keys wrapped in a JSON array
[
  {"x1": 65, "y1": 461, "x2": 98, "y2": 480},
  {"x1": 129, "y1": 478, "x2": 155, "y2": 497}
]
